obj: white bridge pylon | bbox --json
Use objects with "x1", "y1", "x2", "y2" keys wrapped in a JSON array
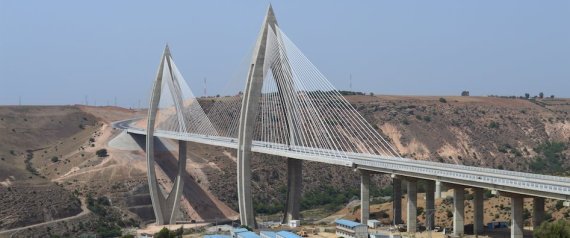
[
  {"x1": 145, "y1": 45, "x2": 217, "y2": 225},
  {"x1": 208, "y1": 5, "x2": 403, "y2": 227}
]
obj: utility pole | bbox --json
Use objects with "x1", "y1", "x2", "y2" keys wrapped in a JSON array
[
  {"x1": 349, "y1": 73, "x2": 352, "y2": 91},
  {"x1": 18, "y1": 96, "x2": 21, "y2": 106},
  {"x1": 114, "y1": 97, "x2": 117, "y2": 107},
  {"x1": 204, "y1": 77, "x2": 207, "y2": 97},
  {"x1": 85, "y1": 95, "x2": 88, "y2": 106}
]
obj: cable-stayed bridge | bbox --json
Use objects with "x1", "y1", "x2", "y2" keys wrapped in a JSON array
[{"x1": 114, "y1": 6, "x2": 570, "y2": 238}]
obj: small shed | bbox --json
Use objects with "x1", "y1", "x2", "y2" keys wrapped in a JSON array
[
  {"x1": 367, "y1": 219, "x2": 381, "y2": 228},
  {"x1": 288, "y1": 220, "x2": 300, "y2": 227}
]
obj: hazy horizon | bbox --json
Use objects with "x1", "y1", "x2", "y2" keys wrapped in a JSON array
[{"x1": 1, "y1": 1, "x2": 569, "y2": 107}]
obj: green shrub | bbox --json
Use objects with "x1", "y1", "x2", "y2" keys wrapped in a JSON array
[
  {"x1": 96, "y1": 149, "x2": 108, "y2": 158},
  {"x1": 529, "y1": 141, "x2": 567, "y2": 174},
  {"x1": 155, "y1": 227, "x2": 177, "y2": 238},
  {"x1": 51, "y1": 156, "x2": 59, "y2": 163},
  {"x1": 417, "y1": 207, "x2": 424, "y2": 215},
  {"x1": 439, "y1": 98, "x2": 447, "y2": 103},
  {"x1": 556, "y1": 200, "x2": 565, "y2": 210},
  {"x1": 534, "y1": 220, "x2": 570, "y2": 238}
]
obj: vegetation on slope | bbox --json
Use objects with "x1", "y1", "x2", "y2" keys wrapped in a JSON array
[
  {"x1": 254, "y1": 184, "x2": 394, "y2": 215},
  {"x1": 534, "y1": 220, "x2": 570, "y2": 238},
  {"x1": 529, "y1": 141, "x2": 568, "y2": 174},
  {"x1": 86, "y1": 193, "x2": 138, "y2": 237}
]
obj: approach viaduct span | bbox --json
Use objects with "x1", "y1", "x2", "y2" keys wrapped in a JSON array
[{"x1": 115, "y1": 6, "x2": 570, "y2": 238}]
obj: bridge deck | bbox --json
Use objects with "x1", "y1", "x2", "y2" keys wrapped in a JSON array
[{"x1": 115, "y1": 119, "x2": 570, "y2": 201}]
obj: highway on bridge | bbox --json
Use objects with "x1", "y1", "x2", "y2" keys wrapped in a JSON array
[{"x1": 114, "y1": 118, "x2": 570, "y2": 201}]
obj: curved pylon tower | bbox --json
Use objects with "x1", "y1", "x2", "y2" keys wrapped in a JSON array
[
  {"x1": 146, "y1": 46, "x2": 186, "y2": 225},
  {"x1": 145, "y1": 45, "x2": 221, "y2": 225},
  {"x1": 237, "y1": 5, "x2": 302, "y2": 227}
]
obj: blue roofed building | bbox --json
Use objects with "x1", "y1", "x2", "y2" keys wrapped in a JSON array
[
  {"x1": 335, "y1": 219, "x2": 368, "y2": 238},
  {"x1": 236, "y1": 231, "x2": 260, "y2": 238},
  {"x1": 260, "y1": 231, "x2": 276, "y2": 238},
  {"x1": 231, "y1": 228, "x2": 250, "y2": 238},
  {"x1": 275, "y1": 231, "x2": 301, "y2": 238}
]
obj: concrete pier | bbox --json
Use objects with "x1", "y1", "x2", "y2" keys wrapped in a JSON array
[
  {"x1": 511, "y1": 196, "x2": 524, "y2": 238},
  {"x1": 425, "y1": 180, "x2": 435, "y2": 230},
  {"x1": 406, "y1": 179, "x2": 417, "y2": 233},
  {"x1": 282, "y1": 158, "x2": 302, "y2": 223},
  {"x1": 453, "y1": 187, "x2": 465, "y2": 237},
  {"x1": 393, "y1": 177, "x2": 402, "y2": 225},
  {"x1": 435, "y1": 180, "x2": 442, "y2": 199},
  {"x1": 473, "y1": 188, "x2": 484, "y2": 235},
  {"x1": 360, "y1": 170, "x2": 370, "y2": 224},
  {"x1": 533, "y1": 197, "x2": 545, "y2": 229}
]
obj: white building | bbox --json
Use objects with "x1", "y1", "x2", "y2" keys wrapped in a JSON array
[
  {"x1": 335, "y1": 219, "x2": 368, "y2": 238},
  {"x1": 367, "y1": 219, "x2": 381, "y2": 228},
  {"x1": 288, "y1": 220, "x2": 300, "y2": 228}
]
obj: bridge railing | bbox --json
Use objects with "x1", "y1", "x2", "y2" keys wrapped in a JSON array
[
  {"x1": 355, "y1": 159, "x2": 570, "y2": 195},
  {"x1": 346, "y1": 151, "x2": 570, "y2": 184}
]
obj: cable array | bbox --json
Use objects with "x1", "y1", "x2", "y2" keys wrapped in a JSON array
[
  {"x1": 147, "y1": 25, "x2": 401, "y2": 160},
  {"x1": 153, "y1": 55, "x2": 218, "y2": 137},
  {"x1": 249, "y1": 26, "x2": 401, "y2": 158}
]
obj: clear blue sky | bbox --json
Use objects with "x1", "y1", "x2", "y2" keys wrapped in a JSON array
[{"x1": 1, "y1": 1, "x2": 569, "y2": 107}]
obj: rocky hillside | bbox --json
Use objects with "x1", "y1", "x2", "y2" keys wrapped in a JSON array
[
  {"x1": 0, "y1": 106, "x2": 96, "y2": 229},
  {"x1": 354, "y1": 95, "x2": 570, "y2": 172},
  {"x1": 0, "y1": 106, "x2": 146, "y2": 236}
]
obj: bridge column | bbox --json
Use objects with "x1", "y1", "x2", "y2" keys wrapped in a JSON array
[
  {"x1": 435, "y1": 180, "x2": 442, "y2": 199},
  {"x1": 283, "y1": 158, "x2": 302, "y2": 224},
  {"x1": 511, "y1": 195, "x2": 524, "y2": 238},
  {"x1": 453, "y1": 186, "x2": 465, "y2": 237},
  {"x1": 360, "y1": 170, "x2": 370, "y2": 224},
  {"x1": 474, "y1": 188, "x2": 484, "y2": 235},
  {"x1": 533, "y1": 197, "x2": 545, "y2": 229},
  {"x1": 425, "y1": 180, "x2": 435, "y2": 230},
  {"x1": 406, "y1": 179, "x2": 417, "y2": 234},
  {"x1": 392, "y1": 177, "x2": 402, "y2": 225}
]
